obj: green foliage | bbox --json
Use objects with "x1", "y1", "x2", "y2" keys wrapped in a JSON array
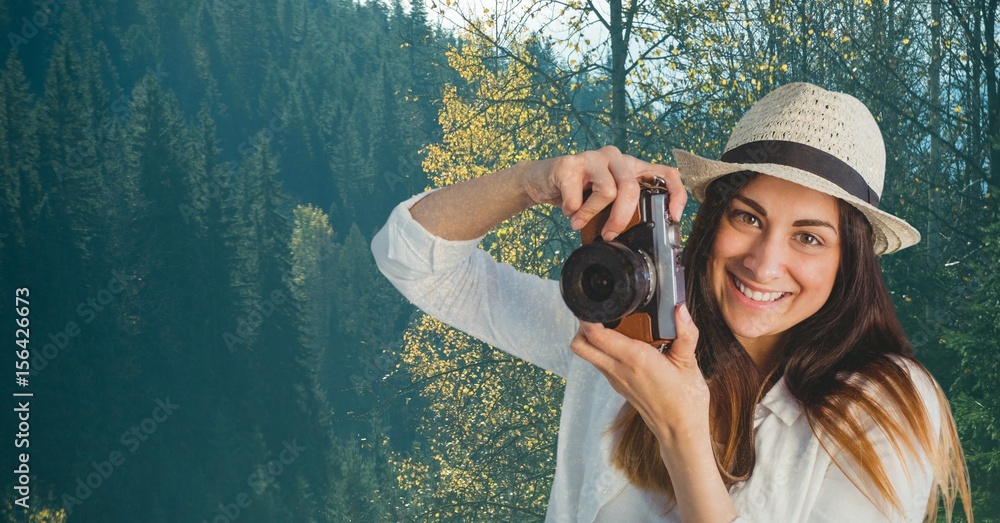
[
  {"x1": 945, "y1": 218, "x2": 1000, "y2": 519},
  {"x1": 329, "y1": 424, "x2": 405, "y2": 521},
  {"x1": 402, "y1": 0, "x2": 997, "y2": 520},
  {"x1": 386, "y1": 29, "x2": 571, "y2": 520},
  {"x1": 0, "y1": 51, "x2": 41, "y2": 259},
  {"x1": 0, "y1": 0, "x2": 448, "y2": 521},
  {"x1": 291, "y1": 203, "x2": 337, "y2": 369},
  {"x1": 1, "y1": 0, "x2": 996, "y2": 520}
]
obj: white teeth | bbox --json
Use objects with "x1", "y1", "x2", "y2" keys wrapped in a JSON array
[{"x1": 734, "y1": 277, "x2": 785, "y2": 302}]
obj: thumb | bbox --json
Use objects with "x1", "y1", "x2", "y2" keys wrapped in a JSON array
[{"x1": 668, "y1": 303, "x2": 699, "y2": 364}]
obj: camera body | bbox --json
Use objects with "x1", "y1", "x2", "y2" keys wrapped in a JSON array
[{"x1": 559, "y1": 179, "x2": 686, "y2": 344}]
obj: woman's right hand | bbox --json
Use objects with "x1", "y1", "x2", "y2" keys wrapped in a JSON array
[{"x1": 520, "y1": 146, "x2": 688, "y2": 241}]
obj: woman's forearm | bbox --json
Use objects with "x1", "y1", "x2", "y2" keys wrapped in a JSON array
[
  {"x1": 660, "y1": 431, "x2": 738, "y2": 523},
  {"x1": 407, "y1": 162, "x2": 539, "y2": 241},
  {"x1": 408, "y1": 148, "x2": 682, "y2": 242}
]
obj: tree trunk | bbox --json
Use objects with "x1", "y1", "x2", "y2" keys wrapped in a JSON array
[
  {"x1": 928, "y1": 0, "x2": 942, "y2": 260},
  {"x1": 985, "y1": 0, "x2": 999, "y2": 207},
  {"x1": 610, "y1": 0, "x2": 628, "y2": 152}
]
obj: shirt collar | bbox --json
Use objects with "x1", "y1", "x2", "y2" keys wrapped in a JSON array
[{"x1": 755, "y1": 376, "x2": 803, "y2": 426}]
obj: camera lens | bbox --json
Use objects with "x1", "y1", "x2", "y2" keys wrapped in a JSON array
[
  {"x1": 581, "y1": 265, "x2": 615, "y2": 302},
  {"x1": 559, "y1": 241, "x2": 654, "y2": 323}
]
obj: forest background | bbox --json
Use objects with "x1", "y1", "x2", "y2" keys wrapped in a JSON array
[{"x1": 0, "y1": 0, "x2": 996, "y2": 521}]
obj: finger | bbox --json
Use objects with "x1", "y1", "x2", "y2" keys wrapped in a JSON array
[
  {"x1": 556, "y1": 165, "x2": 584, "y2": 218},
  {"x1": 656, "y1": 165, "x2": 688, "y2": 223},
  {"x1": 602, "y1": 155, "x2": 642, "y2": 241},
  {"x1": 579, "y1": 321, "x2": 652, "y2": 364},
  {"x1": 569, "y1": 168, "x2": 616, "y2": 230},
  {"x1": 574, "y1": 326, "x2": 636, "y2": 397},
  {"x1": 570, "y1": 325, "x2": 618, "y2": 370},
  {"x1": 665, "y1": 304, "x2": 699, "y2": 364},
  {"x1": 625, "y1": 157, "x2": 688, "y2": 222}
]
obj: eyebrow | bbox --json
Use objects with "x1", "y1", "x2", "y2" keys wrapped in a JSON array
[{"x1": 732, "y1": 194, "x2": 838, "y2": 233}]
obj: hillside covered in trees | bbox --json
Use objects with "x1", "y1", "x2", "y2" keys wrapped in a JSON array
[
  {"x1": 1, "y1": 0, "x2": 998, "y2": 521},
  {"x1": 1, "y1": 0, "x2": 450, "y2": 520}
]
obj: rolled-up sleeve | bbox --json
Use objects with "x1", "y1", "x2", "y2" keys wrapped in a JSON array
[{"x1": 370, "y1": 188, "x2": 577, "y2": 379}]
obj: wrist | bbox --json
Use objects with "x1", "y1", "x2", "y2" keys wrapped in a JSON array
[
  {"x1": 658, "y1": 429, "x2": 737, "y2": 523},
  {"x1": 511, "y1": 161, "x2": 539, "y2": 209},
  {"x1": 509, "y1": 158, "x2": 552, "y2": 209},
  {"x1": 657, "y1": 421, "x2": 714, "y2": 468}
]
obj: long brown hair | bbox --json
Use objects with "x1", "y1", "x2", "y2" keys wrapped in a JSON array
[{"x1": 609, "y1": 171, "x2": 973, "y2": 521}]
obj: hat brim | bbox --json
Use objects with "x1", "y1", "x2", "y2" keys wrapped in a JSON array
[{"x1": 672, "y1": 148, "x2": 921, "y2": 255}]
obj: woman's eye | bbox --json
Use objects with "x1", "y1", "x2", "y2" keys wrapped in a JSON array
[
  {"x1": 732, "y1": 210, "x2": 760, "y2": 228},
  {"x1": 796, "y1": 233, "x2": 822, "y2": 246}
]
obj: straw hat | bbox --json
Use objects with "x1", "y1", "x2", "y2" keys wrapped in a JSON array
[{"x1": 673, "y1": 82, "x2": 920, "y2": 255}]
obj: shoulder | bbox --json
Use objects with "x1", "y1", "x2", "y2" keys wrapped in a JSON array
[
  {"x1": 815, "y1": 355, "x2": 946, "y2": 519},
  {"x1": 840, "y1": 354, "x2": 940, "y2": 404},
  {"x1": 882, "y1": 354, "x2": 940, "y2": 409},
  {"x1": 834, "y1": 353, "x2": 945, "y2": 446},
  {"x1": 839, "y1": 354, "x2": 943, "y2": 412}
]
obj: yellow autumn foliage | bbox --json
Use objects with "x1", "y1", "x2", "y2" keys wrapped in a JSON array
[
  {"x1": 390, "y1": 25, "x2": 572, "y2": 520},
  {"x1": 387, "y1": 1, "x2": 931, "y2": 518}
]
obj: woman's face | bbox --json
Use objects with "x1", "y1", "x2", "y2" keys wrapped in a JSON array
[{"x1": 708, "y1": 175, "x2": 842, "y2": 356}]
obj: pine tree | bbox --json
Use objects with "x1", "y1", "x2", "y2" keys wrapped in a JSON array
[
  {"x1": 59, "y1": 71, "x2": 196, "y2": 521},
  {"x1": 238, "y1": 140, "x2": 336, "y2": 520},
  {"x1": 36, "y1": 9, "x2": 109, "y2": 284},
  {"x1": 944, "y1": 217, "x2": 1000, "y2": 516},
  {"x1": 290, "y1": 203, "x2": 337, "y2": 374},
  {"x1": 28, "y1": 4, "x2": 120, "y2": 516},
  {"x1": 330, "y1": 114, "x2": 375, "y2": 224},
  {"x1": 325, "y1": 223, "x2": 412, "y2": 439},
  {"x1": 329, "y1": 430, "x2": 404, "y2": 521},
  {"x1": 0, "y1": 51, "x2": 42, "y2": 279}
]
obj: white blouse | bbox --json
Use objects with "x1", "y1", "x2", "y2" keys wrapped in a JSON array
[{"x1": 370, "y1": 187, "x2": 941, "y2": 522}]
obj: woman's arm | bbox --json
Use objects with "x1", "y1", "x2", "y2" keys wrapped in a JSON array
[
  {"x1": 407, "y1": 162, "x2": 537, "y2": 241},
  {"x1": 372, "y1": 188, "x2": 579, "y2": 377},
  {"x1": 407, "y1": 146, "x2": 688, "y2": 242},
  {"x1": 372, "y1": 147, "x2": 685, "y2": 379}
]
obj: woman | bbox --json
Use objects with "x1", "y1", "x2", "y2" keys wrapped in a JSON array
[{"x1": 370, "y1": 82, "x2": 972, "y2": 521}]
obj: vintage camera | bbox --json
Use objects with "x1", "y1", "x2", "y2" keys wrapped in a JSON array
[{"x1": 559, "y1": 178, "x2": 686, "y2": 344}]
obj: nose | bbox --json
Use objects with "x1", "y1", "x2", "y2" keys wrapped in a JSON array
[{"x1": 743, "y1": 232, "x2": 786, "y2": 283}]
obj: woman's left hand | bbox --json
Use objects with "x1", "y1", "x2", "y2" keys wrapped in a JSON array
[
  {"x1": 573, "y1": 305, "x2": 741, "y2": 522},
  {"x1": 570, "y1": 304, "x2": 710, "y2": 446}
]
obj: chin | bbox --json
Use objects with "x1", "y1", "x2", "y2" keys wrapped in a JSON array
[{"x1": 726, "y1": 321, "x2": 781, "y2": 342}]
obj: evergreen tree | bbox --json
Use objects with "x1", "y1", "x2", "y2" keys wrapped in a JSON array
[
  {"x1": 330, "y1": 114, "x2": 375, "y2": 226},
  {"x1": 61, "y1": 70, "x2": 199, "y2": 522},
  {"x1": 290, "y1": 203, "x2": 337, "y2": 375},
  {"x1": 0, "y1": 51, "x2": 42, "y2": 278},
  {"x1": 329, "y1": 430, "x2": 404, "y2": 521},
  {"x1": 0, "y1": 0, "x2": 485, "y2": 519},
  {"x1": 26, "y1": 3, "x2": 120, "y2": 517},
  {"x1": 36, "y1": 5, "x2": 109, "y2": 284},
  {"x1": 946, "y1": 218, "x2": 1000, "y2": 516},
  {"x1": 237, "y1": 140, "x2": 336, "y2": 520}
]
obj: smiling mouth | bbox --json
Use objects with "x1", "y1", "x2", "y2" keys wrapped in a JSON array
[{"x1": 730, "y1": 273, "x2": 788, "y2": 303}]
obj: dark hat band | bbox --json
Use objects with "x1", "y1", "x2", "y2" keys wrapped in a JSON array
[{"x1": 720, "y1": 140, "x2": 880, "y2": 206}]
